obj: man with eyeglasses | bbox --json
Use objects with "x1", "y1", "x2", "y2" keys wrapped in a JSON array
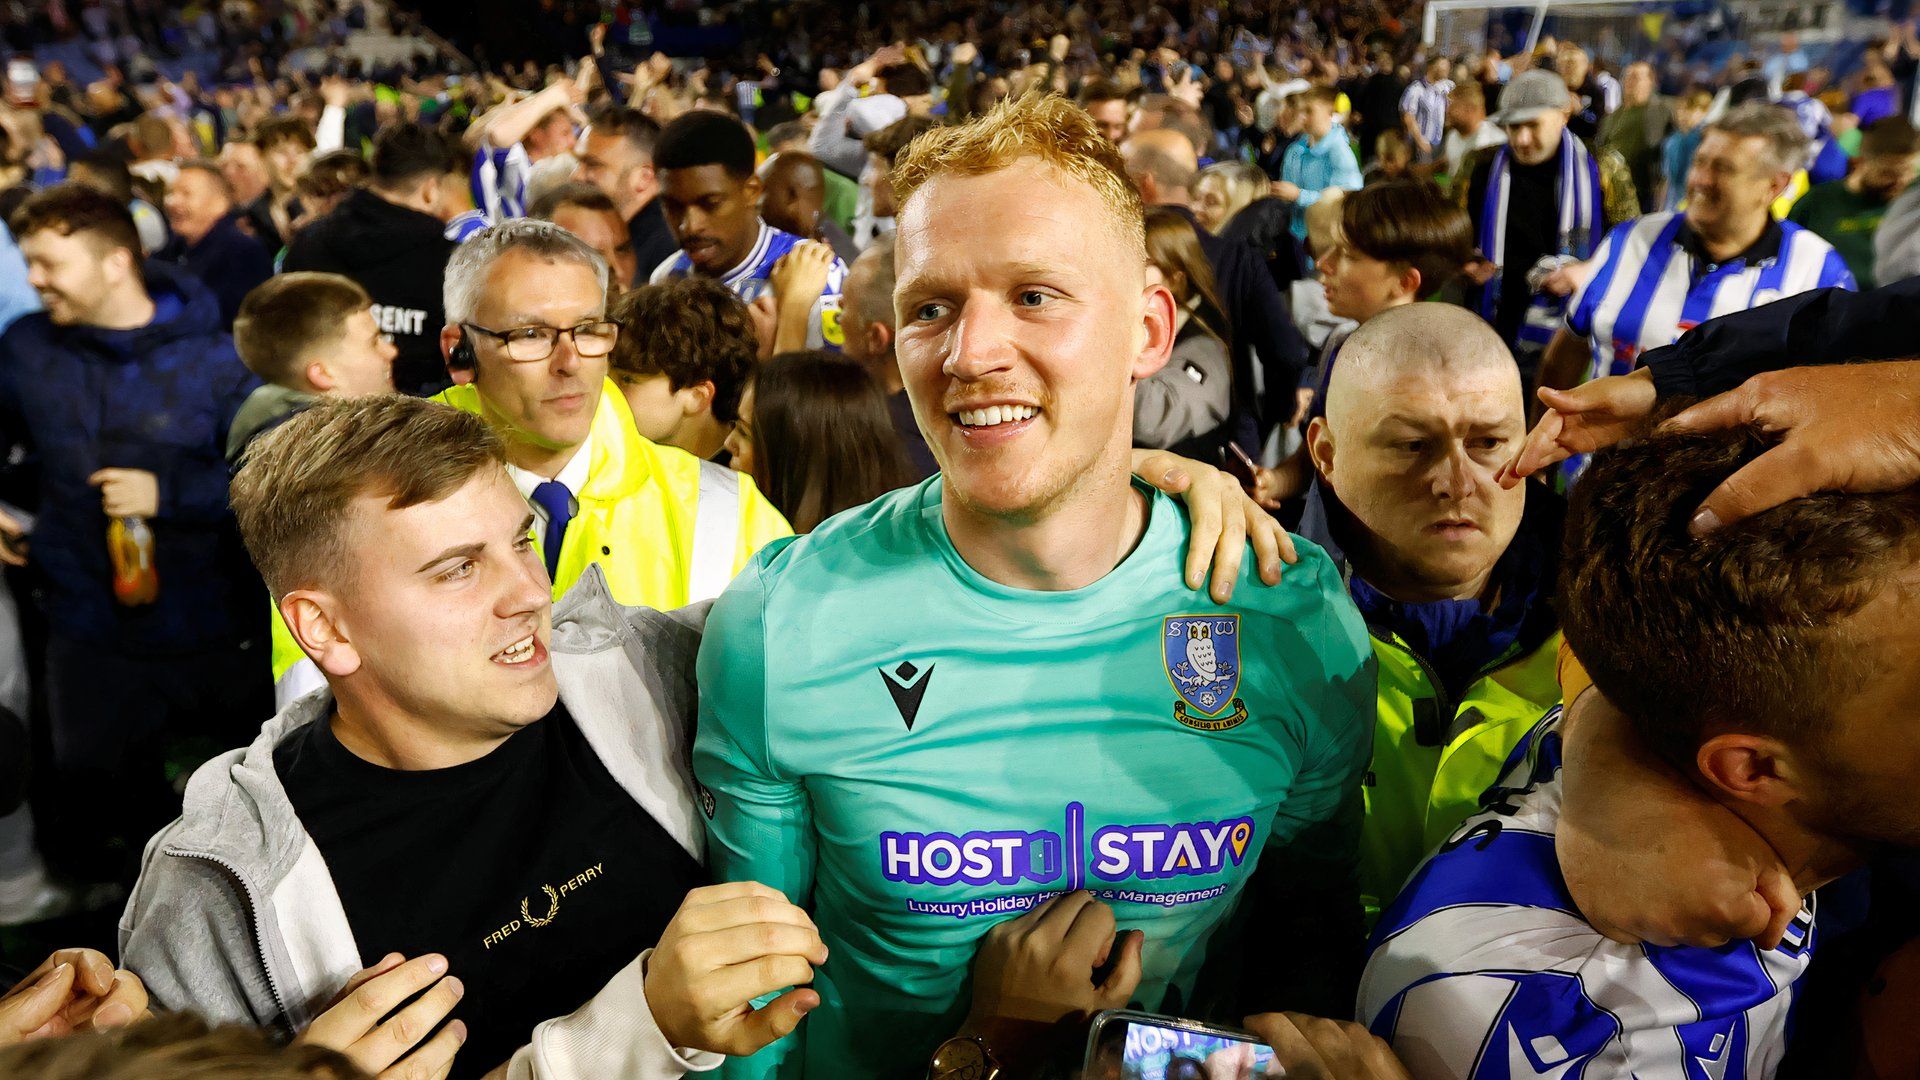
[{"x1": 263, "y1": 219, "x2": 795, "y2": 704}]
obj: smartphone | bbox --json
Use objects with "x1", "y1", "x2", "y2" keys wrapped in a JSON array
[{"x1": 1084, "y1": 1009, "x2": 1277, "y2": 1080}]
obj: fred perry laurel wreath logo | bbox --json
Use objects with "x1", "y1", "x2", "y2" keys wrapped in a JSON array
[
  {"x1": 1163, "y1": 615, "x2": 1248, "y2": 731},
  {"x1": 521, "y1": 885, "x2": 560, "y2": 927}
]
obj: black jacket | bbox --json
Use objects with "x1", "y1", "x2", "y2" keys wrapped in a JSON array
[
  {"x1": 628, "y1": 198, "x2": 679, "y2": 285},
  {"x1": 1639, "y1": 277, "x2": 1920, "y2": 399},
  {"x1": 282, "y1": 188, "x2": 456, "y2": 396},
  {"x1": 1163, "y1": 205, "x2": 1309, "y2": 447},
  {"x1": 155, "y1": 214, "x2": 274, "y2": 329}
]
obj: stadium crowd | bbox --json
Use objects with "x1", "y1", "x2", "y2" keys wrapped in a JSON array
[{"x1": 1, "y1": 0, "x2": 1920, "y2": 1077}]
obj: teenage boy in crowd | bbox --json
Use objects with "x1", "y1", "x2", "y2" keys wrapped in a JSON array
[
  {"x1": 226, "y1": 271, "x2": 400, "y2": 464},
  {"x1": 608, "y1": 277, "x2": 756, "y2": 463}
]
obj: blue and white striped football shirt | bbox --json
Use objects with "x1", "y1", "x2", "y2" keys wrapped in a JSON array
[
  {"x1": 1359, "y1": 708, "x2": 1816, "y2": 1080},
  {"x1": 650, "y1": 220, "x2": 848, "y2": 352},
  {"x1": 471, "y1": 143, "x2": 532, "y2": 224},
  {"x1": 1567, "y1": 212, "x2": 1854, "y2": 381}
]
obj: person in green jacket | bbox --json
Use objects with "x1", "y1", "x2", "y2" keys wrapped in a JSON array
[{"x1": 1296, "y1": 303, "x2": 1565, "y2": 920}]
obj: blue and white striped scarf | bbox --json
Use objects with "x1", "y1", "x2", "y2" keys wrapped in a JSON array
[{"x1": 1478, "y1": 130, "x2": 1602, "y2": 348}]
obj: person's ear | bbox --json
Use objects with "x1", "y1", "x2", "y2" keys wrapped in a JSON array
[
  {"x1": 742, "y1": 174, "x2": 764, "y2": 201},
  {"x1": 1132, "y1": 280, "x2": 1176, "y2": 382},
  {"x1": 282, "y1": 590, "x2": 362, "y2": 679},
  {"x1": 1306, "y1": 416, "x2": 1336, "y2": 480},
  {"x1": 866, "y1": 320, "x2": 894, "y2": 360},
  {"x1": 305, "y1": 358, "x2": 337, "y2": 394},
  {"x1": 1767, "y1": 169, "x2": 1795, "y2": 201},
  {"x1": 1399, "y1": 265, "x2": 1424, "y2": 302},
  {"x1": 1696, "y1": 733, "x2": 1805, "y2": 807},
  {"x1": 682, "y1": 379, "x2": 716, "y2": 417}
]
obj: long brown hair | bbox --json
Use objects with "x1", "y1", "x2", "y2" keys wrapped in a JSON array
[
  {"x1": 748, "y1": 352, "x2": 914, "y2": 533},
  {"x1": 1143, "y1": 208, "x2": 1231, "y2": 345}
]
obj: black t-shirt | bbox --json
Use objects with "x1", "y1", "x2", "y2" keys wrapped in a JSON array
[
  {"x1": 276, "y1": 702, "x2": 706, "y2": 1079},
  {"x1": 1469, "y1": 151, "x2": 1562, "y2": 345}
]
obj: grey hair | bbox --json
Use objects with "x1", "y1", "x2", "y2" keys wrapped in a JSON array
[
  {"x1": 1706, "y1": 103, "x2": 1813, "y2": 175},
  {"x1": 442, "y1": 219, "x2": 610, "y2": 326}
]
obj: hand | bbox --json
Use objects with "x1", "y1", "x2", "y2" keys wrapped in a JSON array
[
  {"x1": 1240, "y1": 1013, "x2": 1410, "y2": 1080},
  {"x1": 1131, "y1": 448, "x2": 1296, "y2": 602},
  {"x1": 1658, "y1": 360, "x2": 1920, "y2": 535},
  {"x1": 1269, "y1": 180, "x2": 1301, "y2": 201},
  {"x1": 1250, "y1": 465, "x2": 1302, "y2": 511},
  {"x1": 88, "y1": 468, "x2": 158, "y2": 518},
  {"x1": 588, "y1": 22, "x2": 607, "y2": 55},
  {"x1": 0, "y1": 949, "x2": 149, "y2": 1045},
  {"x1": 962, "y1": 891, "x2": 1141, "y2": 1052},
  {"x1": 1463, "y1": 257, "x2": 1498, "y2": 286},
  {"x1": 320, "y1": 74, "x2": 350, "y2": 108},
  {"x1": 1496, "y1": 368, "x2": 1656, "y2": 488},
  {"x1": 0, "y1": 504, "x2": 25, "y2": 567},
  {"x1": 747, "y1": 294, "x2": 779, "y2": 359},
  {"x1": 297, "y1": 953, "x2": 467, "y2": 1080},
  {"x1": 644, "y1": 882, "x2": 828, "y2": 1057},
  {"x1": 951, "y1": 41, "x2": 978, "y2": 66},
  {"x1": 1048, "y1": 33, "x2": 1071, "y2": 62},
  {"x1": 1537, "y1": 263, "x2": 1586, "y2": 297},
  {"x1": 1556, "y1": 689, "x2": 1802, "y2": 948},
  {"x1": 770, "y1": 240, "x2": 834, "y2": 313}
]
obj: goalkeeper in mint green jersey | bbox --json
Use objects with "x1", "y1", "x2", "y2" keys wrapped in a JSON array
[{"x1": 692, "y1": 94, "x2": 1378, "y2": 1079}]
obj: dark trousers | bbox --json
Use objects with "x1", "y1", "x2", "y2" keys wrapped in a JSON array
[{"x1": 39, "y1": 635, "x2": 271, "y2": 886}]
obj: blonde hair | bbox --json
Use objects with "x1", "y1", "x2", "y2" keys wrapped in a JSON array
[
  {"x1": 1195, "y1": 161, "x2": 1268, "y2": 230},
  {"x1": 891, "y1": 92, "x2": 1145, "y2": 259},
  {"x1": 232, "y1": 395, "x2": 505, "y2": 600}
]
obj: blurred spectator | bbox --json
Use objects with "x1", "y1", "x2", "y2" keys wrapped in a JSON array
[
  {"x1": 1790, "y1": 117, "x2": 1919, "y2": 290},
  {"x1": 607, "y1": 277, "x2": 754, "y2": 461},
  {"x1": 1439, "y1": 81, "x2": 1505, "y2": 184},
  {"x1": 1193, "y1": 160, "x2": 1267, "y2": 233},
  {"x1": 1400, "y1": 57, "x2": 1453, "y2": 163},
  {"x1": 858, "y1": 113, "x2": 936, "y2": 251},
  {"x1": 837, "y1": 242, "x2": 935, "y2": 480},
  {"x1": 1598, "y1": 62, "x2": 1676, "y2": 215},
  {"x1": 0, "y1": 184, "x2": 266, "y2": 886},
  {"x1": 156, "y1": 160, "x2": 274, "y2": 327},
  {"x1": 1276, "y1": 86, "x2": 1363, "y2": 247},
  {"x1": 726, "y1": 351, "x2": 911, "y2": 533},
  {"x1": 1557, "y1": 45, "x2": 1610, "y2": 141},
  {"x1": 225, "y1": 272, "x2": 397, "y2": 464},
  {"x1": 65, "y1": 152, "x2": 167, "y2": 254},
  {"x1": 250, "y1": 115, "x2": 317, "y2": 249},
  {"x1": 572, "y1": 105, "x2": 676, "y2": 280},
  {"x1": 532, "y1": 181, "x2": 638, "y2": 292},
  {"x1": 289, "y1": 149, "x2": 371, "y2": 239},
  {"x1": 283, "y1": 123, "x2": 464, "y2": 395},
  {"x1": 757, "y1": 151, "x2": 857, "y2": 263},
  {"x1": 1135, "y1": 209, "x2": 1233, "y2": 455}
]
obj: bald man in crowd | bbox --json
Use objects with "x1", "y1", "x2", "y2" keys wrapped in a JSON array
[
  {"x1": 757, "y1": 151, "x2": 858, "y2": 263},
  {"x1": 1291, "y1": 305, "x2": 1565, "y2": 919},
  {"x1": 1121, "y1": 127, "x2": 1309, "y2": 446}
]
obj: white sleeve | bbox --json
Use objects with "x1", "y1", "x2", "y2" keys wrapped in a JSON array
[
  {"x1": 500, "y1": 950, "x2": 723, "y2": 1080},
  {"x1": 316, "y1": 105, "x2": 346, "y2": 153}
]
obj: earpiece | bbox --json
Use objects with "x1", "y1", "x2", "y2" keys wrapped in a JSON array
[{"x1": 450, "y1": 329, "x2": 476, "y2": 371}]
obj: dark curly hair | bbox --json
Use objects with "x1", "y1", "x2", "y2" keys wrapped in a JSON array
[{"x1": 607, "y1": 277, "x2": 757, "y2": 424}]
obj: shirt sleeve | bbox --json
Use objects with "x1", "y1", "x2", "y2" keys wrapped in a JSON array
[
  {"x1": 1565, "y1": 224, "x2": 1624, "y2": 339},
  {"x1": 501, "y1": 949, "x2": 724, "y2": 1080},
  {"x1": 690, "y1": 547, "x2": 813, "y2": 1078},
  {"x1": 1638, "y1": 275, "x2": 1920, "y2": 399}
]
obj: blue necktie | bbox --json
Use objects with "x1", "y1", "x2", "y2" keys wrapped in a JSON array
[{"x1": 530, "y1": 480, "x2": 573, "y2": 579}]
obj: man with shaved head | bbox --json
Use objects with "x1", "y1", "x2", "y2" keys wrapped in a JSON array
[
  {"x1": 1121, "y1": 128, "x2": 1309, "y2": 448},
  {"x1": 756, "y1": 151, "x2": 857, "y2": 262},
  {"x1": 1296, "y1": 304, "x2": 1565, "y2": 919}
]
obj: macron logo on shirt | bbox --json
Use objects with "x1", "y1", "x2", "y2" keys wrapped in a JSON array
[{"x1": 880, "y1": 660, "x2": 935, "y2": 730}]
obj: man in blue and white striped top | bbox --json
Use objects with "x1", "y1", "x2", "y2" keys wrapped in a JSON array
[
  {"x1": 1540, "y1": 103, "x2": 1854, "y2": 397},
  {"x1": 1361, "y1": 420, "x2": 1920, "y2": 1080}
]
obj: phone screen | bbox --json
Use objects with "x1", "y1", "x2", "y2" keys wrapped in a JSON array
[{"x1": 1085, "y1": 1011, "x2": 1276, "y2": 1080}]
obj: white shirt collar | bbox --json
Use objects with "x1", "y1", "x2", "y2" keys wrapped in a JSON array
[{"x1": 506, "y1": 424, "x2": 595, "y2": 522}]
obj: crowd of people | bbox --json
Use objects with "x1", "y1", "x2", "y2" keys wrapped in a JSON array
[{"x1": 1, "y1": 0, "x2": 1920, "y2": 1077}]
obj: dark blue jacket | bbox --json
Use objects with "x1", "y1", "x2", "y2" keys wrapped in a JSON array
[
  {"x1": 155, "y1": 214, "x2": 275, "y2": 330},
  {"x1": 1640, "y1": 276, "x2": 1920, "y2": 398},
  {"x1": 0, "y1": 264, "x2": 264, "y2": 652}
]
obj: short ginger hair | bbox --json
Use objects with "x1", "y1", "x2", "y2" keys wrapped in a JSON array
[
  {"x1": 891, "y1": 92, "x2": 1145, "y2": 261},
  {"x1": 232, "y1": 396, "x2": 505, "y2": 600}
]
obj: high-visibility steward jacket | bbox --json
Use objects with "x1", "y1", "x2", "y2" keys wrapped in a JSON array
[
  {"x1": 1296, "y1": 481, "x2": 1565, "y2": 922},
  {"x1": 269, "y1": 380, "x2": 792, "y2": 703}
]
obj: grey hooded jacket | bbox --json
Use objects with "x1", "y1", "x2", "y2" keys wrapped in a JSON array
[{"x1": 119, "y1": 567, "x2": 721, "y2": 1077}]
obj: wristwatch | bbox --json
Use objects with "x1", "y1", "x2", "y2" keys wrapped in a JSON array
[{"x1": 927, "y1": 1034, "x2": 1002, "y2": 1080}]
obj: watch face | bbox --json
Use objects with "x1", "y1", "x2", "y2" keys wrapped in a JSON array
[{"x1": 930, "y1": 1036, "x2": 992, "y2": 1080}]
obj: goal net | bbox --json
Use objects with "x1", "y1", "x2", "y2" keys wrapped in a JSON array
[{"x1": 1424, "y1": 0, "x2": 1666, "y2": 63}]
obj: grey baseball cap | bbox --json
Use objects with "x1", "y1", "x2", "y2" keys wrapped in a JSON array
[{"x1": 1492, "y1": 69, "x2": 1572, "y2": 126}]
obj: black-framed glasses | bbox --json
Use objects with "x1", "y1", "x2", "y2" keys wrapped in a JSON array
[{"x1": 462, "y1": 320, "x2": 620, "y2": 362}]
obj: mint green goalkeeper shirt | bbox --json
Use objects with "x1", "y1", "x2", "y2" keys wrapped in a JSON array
[{"x1": 692, "y1": 476, "x2": 1376, "y2": 1078}]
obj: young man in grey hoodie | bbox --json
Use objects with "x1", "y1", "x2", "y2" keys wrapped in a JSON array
[{"x1": 121, "y1": 395, "x2": 828, "y2": 1079}]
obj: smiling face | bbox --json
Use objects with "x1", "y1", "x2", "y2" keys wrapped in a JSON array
[
  {"x1": 467, "y1": 250, "x2": 608, "y2": 459},
  {"x1": 1685, "y1": 130, "x2": 1787, "y2": 242},
  {"x1": 21, "y1": 228, "x2": 123, "y2": 326},
  {"x1": 1310, "y1": 313, "x2": 1526, "y2": 603},
  {"x1": 893, "y1": 157, "x2": 1172, "y2": 523},
  {"x1": 660, "y1": 163, "x2": 763, "y2": 275},
  {"x1": 163, "y1": 168, "x2": 232, "y2": 247},
  {"x1": 323, "y1": 467, "x2": 557, "y2": 743}
]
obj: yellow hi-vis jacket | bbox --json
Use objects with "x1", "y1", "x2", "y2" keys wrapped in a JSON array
[{"x1": 269, "y1": 380, "x2": 792, "y2": 698}]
